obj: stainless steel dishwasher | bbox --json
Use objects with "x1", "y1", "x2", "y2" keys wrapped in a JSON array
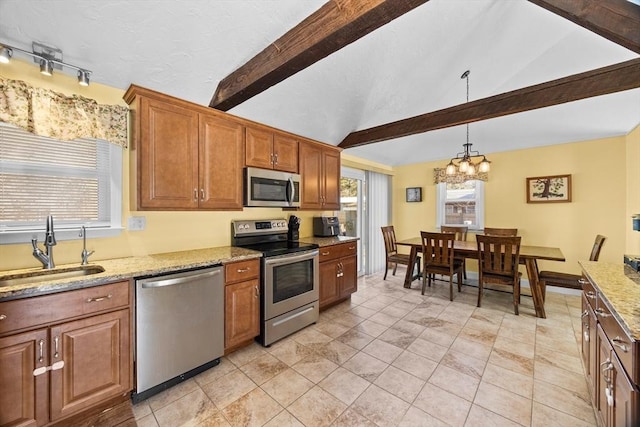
[{"x1": 132, "y1": 265, "x2": 224, "y2": 403}]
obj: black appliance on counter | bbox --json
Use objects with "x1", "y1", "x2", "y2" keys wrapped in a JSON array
[
  {"x1": 288, "y1": 215, "x2": 301, "y2": 241},
  {"x1": 313, "y1": 216, "x2": 340, "y2": 237},
  {"x1": 624, "y1": 254, "x2": 640, "y2": 271},
  {"x1": 231, "y1": 219, "x2": 319, "y2": 346}
]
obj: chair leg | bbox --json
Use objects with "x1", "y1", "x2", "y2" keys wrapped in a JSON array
[
  {"x1": 462, "y1": 260, "x2": 467, "y2": 280},
  {"x1": 540, "y1": 279, "x2": 546, "y2": 302},
  {"x1": 383, "y1": 261, "x2": 388, "y2": 280},
  {"x1": 514, "y1": 279, "x2": 520, "y2": 316},
  {"x1": 457, "y1": 271, "x2": 462, "y2": 292},
  {"x1": 449, "y1": 275, "x2": 453, "y2": 301},
  {"x1": 392, "y1": 263, "x2": 397, "y2": 276},
  {"x1": 421, "y1": 270, "x2": 427, "y2": 295},
  {"x1": 477, "y1": 278, "x2": 483, "y2": 308}
]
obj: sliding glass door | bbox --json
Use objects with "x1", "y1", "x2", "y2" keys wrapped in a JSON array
[{"x1": 339, "y1": 167, "x2": 365, "y2": 276}]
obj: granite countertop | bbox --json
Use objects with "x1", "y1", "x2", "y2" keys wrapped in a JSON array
[
  {"x1": 300, "y1": 235, "x2": 359, "y2": 246},
  {"x1": 0, "y1": 246, "x2": 261, "y2": 301},
  {"x1": 579, "y1": 260, "x2": 640, "y2": 340}
]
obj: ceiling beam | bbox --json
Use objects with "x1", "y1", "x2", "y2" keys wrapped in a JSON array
[
  {"x1": 528, "y1": 0, "x2": 640, "y2": 54},
  {"x1": 209, "y1": 0, "x2": 429, "y2": 111},
  {"x1": 338, "y1": 57, "x2": 640, "y2": 149}
]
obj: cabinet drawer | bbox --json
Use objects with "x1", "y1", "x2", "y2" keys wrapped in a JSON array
[
  {"x1": 0, "y1": 281, "x2": 130, "y2": 335},
  {"x1": 319, "y1": 242, "x2": 357, "y2": 263},
  {"x1": 225, "y1": 259, "x2": 260, "y2": 284},
  {"x1": 581, "y1": 277, "x2": 597, "y2": 311},
  {"x1": 596, "y1": 296, "x2": 639, "y2": 385}
]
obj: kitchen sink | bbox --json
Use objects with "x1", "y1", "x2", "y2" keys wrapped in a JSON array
[{"x1": 0, "y1": 265, "x2": 105, "y2": 288}]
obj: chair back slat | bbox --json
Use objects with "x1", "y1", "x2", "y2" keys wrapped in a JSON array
[
  {"x1": 477, "y1": 235, "x2": 521, "y2": 277},
  {"x1": 590, "y1": 235, "x2": 607, "y2": 261},
  {"x1": 381, "y1": 226, "x2": 398, "y2": 256},
  {"x1": 421, "y1": 231, "x2": 455, "y2": 269},
  {"x1": 484, "y1": 227, "x2": 518, "y2": 237},
  {"x1": 441, "y1": 226, "x2": 468, "y2": 241}
]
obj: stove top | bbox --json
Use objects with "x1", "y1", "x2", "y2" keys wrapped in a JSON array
[{"x1": 231, "y1": 218, "x2": 318, "y2": 257}]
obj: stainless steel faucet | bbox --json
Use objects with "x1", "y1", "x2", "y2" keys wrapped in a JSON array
[
  {"x1": 79, "y1": 226, "x2": 94, "y2": 265},
  {"x1": 32, "y1": 215, "x2": 56, "y2": 269}
]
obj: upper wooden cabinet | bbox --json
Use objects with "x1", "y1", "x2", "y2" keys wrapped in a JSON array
[
  {"x1": 125, "y1": 86, "x2": 244, "y2": 210},
  {"x1": 299, "y1": 140, "x2": 340, "y2": 210},
  {"x1": 245, "y1": 126, "x2": 298, "y2": 173}
]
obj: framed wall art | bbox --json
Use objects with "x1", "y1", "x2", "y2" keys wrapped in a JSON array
[
  {"x1": 526, "y1": 174, "x2": 572, "y2": 203},
  {"x1": 406, "y1": 187, "x2": 422, "y2": 202}
]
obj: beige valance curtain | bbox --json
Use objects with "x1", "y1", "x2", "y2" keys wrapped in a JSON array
[
  {"x1": 0, "y1": 77, "x2": 128, "y2": 148},
  {"x1": 433, "y1": 168, "x2": 488, "y2": 184}
]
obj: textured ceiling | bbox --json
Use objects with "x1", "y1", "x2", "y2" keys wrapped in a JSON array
[{"x1": 0, "y1": 0, "x2": 638, "y2": 166}]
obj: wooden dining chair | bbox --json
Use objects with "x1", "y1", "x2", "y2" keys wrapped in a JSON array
[
  {"x1": 476, "y1": 234, "x2": 522, "y2": 315},
  {"x1": 421, "y1": 232, "x2": 464, "y2": 301},
  {"x1": 441, "y1": 226, "x2": 469, "y2": 279},
  {"x1": 484, "y1": 227, "x2": 518, "y2": 236},
  {"x1": 538, "y1": 235, "x2": 606, "y2": 300},
  {"x1": 381, "y1": 226, "x2": 421, "y2": 280}
]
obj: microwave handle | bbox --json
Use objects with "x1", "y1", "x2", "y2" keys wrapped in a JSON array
[{"x1": 287, "y1": 177, "x2": 296, "y2": 206}]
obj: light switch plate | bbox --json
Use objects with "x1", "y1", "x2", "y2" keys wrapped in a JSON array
[{"x1": 128, "y1": 216, "x2": 146, "y2": 231}]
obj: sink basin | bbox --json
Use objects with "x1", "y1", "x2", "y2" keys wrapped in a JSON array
[{"x1": 0, "y1": 265, "x2": 105, "y2": 288}]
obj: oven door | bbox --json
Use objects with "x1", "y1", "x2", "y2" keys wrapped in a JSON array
[{"x1": 263, "y1": 249, "x2": 319, "y2": 320}]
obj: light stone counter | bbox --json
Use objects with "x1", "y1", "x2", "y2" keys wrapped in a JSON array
[
  {"x1": 579, "y1": 260, "x2": 640, "y2": 340},
  {"x1": 0, "y1": 246, "x2": 261, "y2": 301},
  {"x1": 300, "y1": 235, "x2": 359, "y2": 247}
]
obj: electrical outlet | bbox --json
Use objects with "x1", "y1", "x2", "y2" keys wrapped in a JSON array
[{"x1": 128, "y1": 216, "x2": 146, "y2": 231}]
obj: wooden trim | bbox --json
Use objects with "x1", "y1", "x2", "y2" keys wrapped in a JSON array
[
  {"x1": 339, "y1": 58, "x2": 640, "y2": 149},
  {"x1": 528, "y1": 0, "x2": 640, "y2": 54},
  {"x1": 209, "y1": 0, "x2": 429, "y2": 111}
]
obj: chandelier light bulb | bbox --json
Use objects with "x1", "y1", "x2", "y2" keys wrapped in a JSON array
[
  {"x1": 446, "y1": 162, "x2": 457, "y2": 175},
  {"x1": 466, "y1": 163, "x2": 476, "y2": 175},
  {"x1": 479, "y1": 157, "x2": 491, "y2": 173},
  {"x1": 458, "y1": 159, "x2": 469, "y2": 173}
]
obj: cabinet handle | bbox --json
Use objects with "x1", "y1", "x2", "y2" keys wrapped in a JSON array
[
  {"x1": 53, "y1": 336, "x2": 59, "y2": 359},
  {"x1": 254, "y1": 285, "x2": 259, "y2": 298},
  {"x1": 273, "y1": 153, "x2": 278, "y2": 165},
  {"x1": 321, "y1": 251, "x2": 330, "y2": 256},
  {"x1": 38, "y1": 339, "x2": 44, "y2": 363},
  {"x1": 0, "y1": 314, "x2": 5, "y2": 321},
  {"x1": 612, "y1": 336, "x2": 629, "y2": 353},
  {"x1": 595, "y1": 308, "x2": 611, "y2": 318},
  {"x1": 585, "y1": 291, "x2": 596, "y2": 299},
  {"x1": 200, "y1": 188, "x2": 205, "y2": 201},
  {"x1": 348, "y1": 246, "x2": 355, "y2": 250},
  {"x1": 86, "y1": 294, "x2": 112, "y2": 303},
  {"x1": 270, "y1": 153, "x2": 274, "y2": 165},
  {"x1": 581, "y1": 310, "x2": 589, "y2": 319},
  {"x1": 193, "y1": 188, "x2": 198, "y2": 201},
  {"x1": 237, "y1": 267, "x2": 251, "y2": 273},
  {"x1": 578, "y1": 278, "x2": 587, "y2": 285}
]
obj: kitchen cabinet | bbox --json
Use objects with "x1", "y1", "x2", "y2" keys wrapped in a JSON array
[
  {"x1": 318, "y1": 242, "x2": 357, "y2": 309},
  {"x1": 579, "y1": 273, "x2": 639, "y2": 427},
  {"x1": 245, "y1": 126, "x2": 298, "y2": 173},
  {"x1": 298, "y1": 141, "x2": 340, "y2": 210},
  {"x1": 224, "y1": 259, "x2": 260, "y2": 352},
  {"x1": 124, "y1": 86, "x2": 244, "y2": 210},
  {"x1": 0, "y1": 281, "x2": 131, "y2": 426}
]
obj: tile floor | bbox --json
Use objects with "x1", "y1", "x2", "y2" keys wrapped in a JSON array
[{"x1": 132, "y1": 271, "x2": 597, "y2": 427}]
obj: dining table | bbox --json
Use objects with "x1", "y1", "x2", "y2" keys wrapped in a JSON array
[{"x1": 396, "y1": 237, "x2": 566, "y2": 318}]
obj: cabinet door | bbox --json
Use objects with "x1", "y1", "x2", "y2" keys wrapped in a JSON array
[
  {"x1": 299, "y1": 142, "x2": 323, "y2": 209},
  {"x1": 0, "y1": 329, "x2": 49, "y2": 427},
  {"x1": 273, "y1": 133, "x2": 298, "y2": 173},
  {"x1": 49, "y1": 309, "x2": 131, "y2": 422},
  {"x1": 582, "y1": 295, "x2": 598, "y2": 398},
  {"x1": 199, "y1": 114, "x2": 244, "y2": 209},
  {"x1": 610, "y1": 353, "x2": 638, "y2": 427},
  {"x1": 245, "y1": 126, "x2": 274, "y2": 170},
  {"x1": 225, "y1": 279, "x2": 260, "y2": 350},
  {"x1": 339, "y1": 256, "x2": 358, "y2": 297},
  {"x1": 322, "y1": 148, "x2": 341, "y2": 210},
  {"x1": 139, "y1": 97, "x2": 199, "y2": 209},
  {"x1": 319, "y1": 260, "x2": 339, "y2": 308}
]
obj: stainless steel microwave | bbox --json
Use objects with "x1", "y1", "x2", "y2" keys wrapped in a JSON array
[{"x1": 244, "y1": 167, "x2": 301, "y2": 207}]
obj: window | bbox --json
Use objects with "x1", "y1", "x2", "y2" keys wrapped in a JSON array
[
  {"x1": 436, "y1": 180, "x2": 484, "y2": 230},
  {"x1": 0, "y1": 123, "x2": 122, "y2": 244}
]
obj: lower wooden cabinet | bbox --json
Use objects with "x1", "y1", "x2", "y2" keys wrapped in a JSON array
[
  {"x1": 318, "y1": 242, "x2": 357, "y2": 309},
  {"x1": 224, "y1": 259, "x2": 260, "y2": 351},
  {"x1": 0, "y1": 281, "x2": 131, "y2": 427}
]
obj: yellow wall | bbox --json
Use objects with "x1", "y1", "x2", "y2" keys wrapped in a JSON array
[
  {"x1": 625, "y1": 125, "x2": 640, "y2": 255},
  {"x1": 0, "y1": 60, "x2": 334, "y2": 271},
  {"x1": 392, "y1": 134, "x2": 632, "y2": 276}
]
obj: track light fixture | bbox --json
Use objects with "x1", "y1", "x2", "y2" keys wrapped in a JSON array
[{"x1": 0, "y1": 41, "x2": 91, "y2": 86}]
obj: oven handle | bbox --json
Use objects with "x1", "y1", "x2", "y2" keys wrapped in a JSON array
[
  {"x1": 264, "y1": 250, "x2": 319, "y2": 267},
  {"x1": 287, "y1": 177, "x2": 296, "y2": 206}
]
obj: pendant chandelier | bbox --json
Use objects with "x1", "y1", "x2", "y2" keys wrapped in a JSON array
[{"x1": 445, "y1": 70, "x2": 491, "y2": 176}]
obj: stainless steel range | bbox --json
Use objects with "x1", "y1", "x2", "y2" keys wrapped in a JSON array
[{"x1": 232, "y1": 219, "x2": 319, "y2": 346}]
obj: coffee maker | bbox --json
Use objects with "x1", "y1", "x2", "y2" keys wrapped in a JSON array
[{"x1": 287, "y1": 215, "x2": 300, "y2": 241}]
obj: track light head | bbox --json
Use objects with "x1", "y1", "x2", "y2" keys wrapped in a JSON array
[
  {"x1": 77, "y1": 70, "x2": 90, "y2": 86},
  {"x1": 0, "y1": 46, "x2": 12, "y2": 64},
  {"x1": 39, "y1": 59, "x2": 53, "y2": 76}
]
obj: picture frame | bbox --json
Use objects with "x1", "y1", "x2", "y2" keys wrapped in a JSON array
[
  {"x1": 526, "y1": 174, "x2": 572, "y2": 203},
  {"x1": 406, "y1": 187, "x2": 422, "y2": 203}
]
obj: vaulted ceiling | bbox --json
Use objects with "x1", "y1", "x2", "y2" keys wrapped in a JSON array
[{"x1": 1, "y1": 0, "x2": 638, "y2": 166}]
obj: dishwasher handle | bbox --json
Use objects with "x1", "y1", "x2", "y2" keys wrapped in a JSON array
[{"x1": 139, "y1": 269, "x2": 221, "y2": 289}]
